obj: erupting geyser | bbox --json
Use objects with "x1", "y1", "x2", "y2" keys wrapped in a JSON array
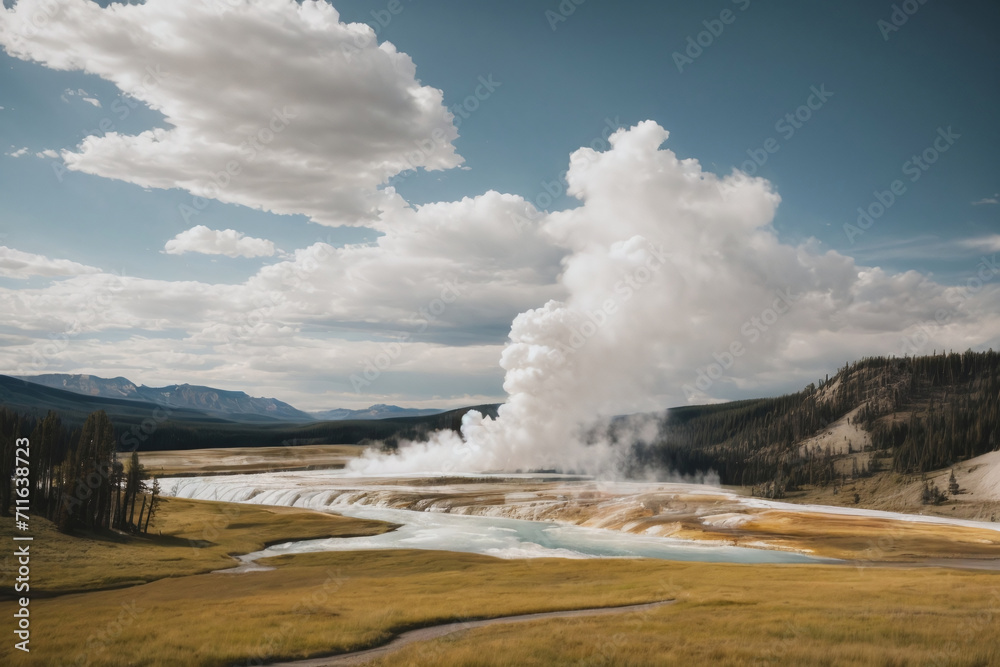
[
  {"x1": 350, "y1": 120, "x2": 948, "y2": 477},
  {"x1": 349, "y1": 121, "x2": 788, "y2": 476}
]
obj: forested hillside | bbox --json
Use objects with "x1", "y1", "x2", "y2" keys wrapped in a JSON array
[{"x1": 643, "y1": 350, "x2": 1000, "y2": 495}]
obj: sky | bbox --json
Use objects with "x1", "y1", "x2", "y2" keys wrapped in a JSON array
[{"x1": 0, "y1": 0, "x2": 998, "y2": 412}]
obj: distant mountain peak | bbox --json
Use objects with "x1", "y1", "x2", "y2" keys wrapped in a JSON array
[
  {"x1": 15, "y1": 373, "x2": 314, "y2": 423},
  {"x1": 310, "y1": 404, "x2": 444, "y2": 421}
]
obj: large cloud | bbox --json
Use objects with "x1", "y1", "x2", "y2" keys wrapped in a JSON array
[
  {"x1": 0, "y1": 189, "x2": 566, "y2": 406},
  {"x1": 0, "y1": 0, "x2": 461, "y2": 224},
  {"x1": 0, "y1": 190, "x2": 563, "y2": 336},
  {"x1": 0, "y1": 245, "x2": 100, "y2": 279}
]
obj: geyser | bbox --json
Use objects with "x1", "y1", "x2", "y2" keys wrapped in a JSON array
[
  {"x1": 351, "y1": 120, "x2": 965, "y2": 476},
  {"x1": 349, "y1": 121, "x2": 784, "y2": 476}
]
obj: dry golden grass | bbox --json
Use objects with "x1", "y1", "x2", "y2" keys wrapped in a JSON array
[
  {"x1": 137, "y1": 444, "x2": 364, "y2": 476},
  {"x1": 373, "y1": 563, "x2": 1000, "y2": 667},
  {"x1": 1, "y1": 549, "x2": 679, "y2": 666},
  {"x1": 3, "y1": 546, "x2": 1000, "y2": 666},
  {"x1": 11, "y1": 497, "x2": 392, "y2": 593},
  {"x1": 3, "y1": 497, "x2": 1000, "y2": 666}
]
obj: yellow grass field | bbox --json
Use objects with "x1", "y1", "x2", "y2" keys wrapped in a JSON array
[
  {"x1": 5, "y1": 497, "x2": 393, "y2": 593},
  {"x1": 2, "y1": 497, "x2": 999, "y2": 666}
]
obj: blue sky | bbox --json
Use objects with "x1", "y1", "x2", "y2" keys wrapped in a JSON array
[
  {"x1": 344, "y1": 0, "x2": 1000, "y2": 277},
  {"x1": 1, "y1": 0, "x2": 998, "y2": 410},
  {"x1": 5, "y1": 0, "x2": 999, "y2": 282}
]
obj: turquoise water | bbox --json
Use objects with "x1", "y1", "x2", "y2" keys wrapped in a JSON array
[
  {"x1": 233, "y1": 504, "x2": 832, "y2": 566},
  {"x1": 164, "y1": 473, "x2": 835, "y2": 566}
]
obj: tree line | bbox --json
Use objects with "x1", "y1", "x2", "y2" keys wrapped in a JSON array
[
  {"x1": 860, "y1": 351, "x2": 1000, "y2": 472},
  {"x1": 0, "y1": 408, "x2": 160, "y2": 533},
  {"x1": 639, "y1": 350, "x2": 1000, "y2": 493}
]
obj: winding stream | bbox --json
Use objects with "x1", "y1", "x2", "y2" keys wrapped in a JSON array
[{"x1": 267, "y1": 600, "x2": 678, "y2": 666}]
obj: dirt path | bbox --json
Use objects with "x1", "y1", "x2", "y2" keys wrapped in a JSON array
[{"x1": 269, "y1": 599, "x2": 676, "y2": 666}]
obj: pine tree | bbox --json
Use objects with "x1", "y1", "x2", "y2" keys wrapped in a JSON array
[
  {"x1": 144, "y1": 478, "x2": 162, "y2": 534},
  {"x1": 62, "y1": 410, "x2": 117, "y2": 530}
]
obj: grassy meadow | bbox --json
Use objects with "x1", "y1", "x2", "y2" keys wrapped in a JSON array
[
  {"x1": 1, "y1": 496, "x2": 999, "y2": 666},
  {"x1": 3, "y1": 497, "x2": 393, "y2": 593}
]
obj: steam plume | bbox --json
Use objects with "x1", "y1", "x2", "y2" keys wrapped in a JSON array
[
  {"x1": 349, "y1": 121, "x2": 781, "y2": 475},
  {"x1": 352, "y1": 121, "x2": 984, "y2": 475}
]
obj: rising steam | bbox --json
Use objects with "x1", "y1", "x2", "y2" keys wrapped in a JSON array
[{"x1": 349, "y1": 121, "x2": 785, "y2": 476}]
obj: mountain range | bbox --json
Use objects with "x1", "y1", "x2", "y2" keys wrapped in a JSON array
[
  {"x1": 14, "y1": 374, "x2": 441, "y2": 423},
  {"x1": 0, "y1": 373, "x2": 496, "y2": 451},
  {"x1": 309, "y1": 405, "x2": 443, "y2": 420}
]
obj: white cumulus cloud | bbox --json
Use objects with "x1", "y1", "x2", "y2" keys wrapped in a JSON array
[
  {"x1": 164, "y1": 226, "x2": 277, "y2": 259},
  {"x1": 0, "y1": 0, "x2": 462, "y2": 225},
  {"x1": 0, "y1": 246, "x2": 101, "y2": 279}
]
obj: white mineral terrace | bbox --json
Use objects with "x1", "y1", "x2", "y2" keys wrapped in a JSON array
[{"x1": 160, "y1": 469, "x2": 1000, "y2": 567}]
